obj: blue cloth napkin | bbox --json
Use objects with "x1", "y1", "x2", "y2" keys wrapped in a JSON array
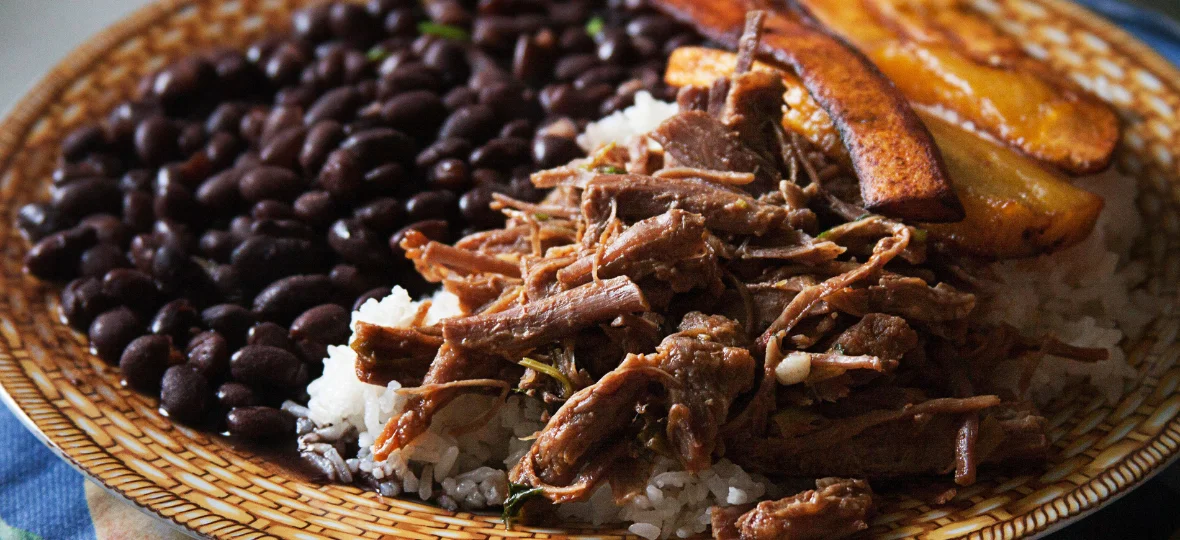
[{"x1": 2, "y1": 2, "x2": 1179, "y2": 539}]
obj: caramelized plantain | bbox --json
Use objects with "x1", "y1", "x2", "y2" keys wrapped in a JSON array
[
  {"x1": 918, "y1": 113, "x2": 1103, "y2": 258},
  {"x1": 795, "y1": 0, "x2": 1119, "y2": 175},
  {"x1": 650, "y1": 0, "x2": 964, "y2": 223},
  {"x1": 664, "y1": 47, "x2": 1104, "y2": 258}
]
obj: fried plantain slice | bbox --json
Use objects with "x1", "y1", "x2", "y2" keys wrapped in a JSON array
[
  {"x1": 795, "y1": 0, "x2": 1119, "y2": 175},
  {"x1": 650, "y1": 0, "x2": 964, "y2": 223},
  {"x1": 665, "y1": 47, "x2": 1103, "y2": 258}
]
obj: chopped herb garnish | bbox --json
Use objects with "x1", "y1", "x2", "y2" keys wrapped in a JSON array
[
  {"x1": 585, "y1": 16, "x2": 605, "y2": 37},
  {"x1": 595, "y1": 165, "x2": 625, "y2": 174},
  {"x1": 734, "y1": 199, "x2": 750, "y2": 210},
  {"x1": 418, "y1": 21, "x2": 469, "y2": 40},
  {"x1": 502, "y1": 482, "x2": 544, "y2": 529},
  {"x1": 366, "y1": 46, "x2": 389, "y2": 62},
  {"x1": 912, "y1": 227, "x2": 928, "y2": 243},
  {"x1": 533, "y1": 212, "x2": 551, "y2": 221},
  {"x1": 833, "y1": 343, "x2": 847, "y2": 355},
  {"x1": 520, "y1": 357, "x2": 575, "y2": 398}
]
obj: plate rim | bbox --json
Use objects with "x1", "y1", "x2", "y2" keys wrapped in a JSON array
[{"x1": 0, "y1": 0, "x2": 1178, "y2": 539}]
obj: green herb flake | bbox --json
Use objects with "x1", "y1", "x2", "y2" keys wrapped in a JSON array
[
  {"x1": 595, "y1": 165, "x2": 625, "y2": 174},
  {"x1": 734, "y1": 199, "x2": 750, "y2": 210},
  {"x1": 833, "y1": 343, "x2": 847, "y2": 355},
  {"x1": 520, "y1": 357, "x2": 575, "y2": 398},
  {"x1": 912, "y1": 227, "x2": 929, "y2": 243},
  {"x1": 366, "y1": 46, "x2": 389, "y2": 62},
  {"x1": 418, "y1": 21, "x2": 470, "y2": 41},
  {"x1": 533, "y1": 212, "x2": 551, "y2": 222},
  {"x1": 502, "y1": 482, "x2": 544, "y2": 529},
  {"x1": 585, "y1": 16, "x2": 605, "y2": 37}
]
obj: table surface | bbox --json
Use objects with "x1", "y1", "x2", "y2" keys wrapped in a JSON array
[{"x1": 1, "y1": 1, "x2": 1179, "y2": 539}]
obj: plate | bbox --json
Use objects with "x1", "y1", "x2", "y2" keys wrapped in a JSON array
[{"x1": 1, "y1": 0, "x2": 1178, "y2": 538}]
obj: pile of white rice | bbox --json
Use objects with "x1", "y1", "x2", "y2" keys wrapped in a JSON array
[{"x1": 297, "y1": 94, "x2": 1158, "y2": 538}]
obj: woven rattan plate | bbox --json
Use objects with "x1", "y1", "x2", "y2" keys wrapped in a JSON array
[{"x1": 1, "y1": 0, "x2": 1179, "y2": 538}]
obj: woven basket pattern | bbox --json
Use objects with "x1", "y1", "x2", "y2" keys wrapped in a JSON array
[{"x1": 0, "y1": 0, "x2": 1178, "y2": 538}]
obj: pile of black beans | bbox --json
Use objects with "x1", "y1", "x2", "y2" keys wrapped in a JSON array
[{"x1": 17, "y1": 0, "x2": 701, "y2": 439}]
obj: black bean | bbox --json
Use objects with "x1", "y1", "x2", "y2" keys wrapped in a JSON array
[
  {"x1": 251, "y1": 200, "x2": 296, "y2": 221},
  {"x1": 134, "y1": 116, "x2": 180, "y2": 166},
  {"x1": 61, "y1": 277, "x2": 114, "y2": 330},
  {"x1": 532, "y1": 134, "x2": 583, "y2": 168},
  {"x1": 259, "y1": 126, "x2": 307, "y2": 170},
  {"x1": 439, "y1": 104, "x2": 497, "y2": 143},
  {"x1": 328, "y1": 218, "x2": 392, "y2": 268},
  {"x1": 294, "y1": 338, "x2": 330, "y2": 368},
  {"x1": 442, "y1": 86, "x2": 477, "y2": 110},
  {"x1": 79, "y1": 244, "x2": 129, "y2": 278},
  {"x1": 390, "y1": 219, "x2": 450, "y2": 257},
  {"x1": 425, "y1": 0, "x2": 469, "y2": 26},
  {"x1": 403, "y1": 190, "x2": 457, "y2": 222},
  {"x1": 150, "y1": 244, "x2": 201, "y2": 293},
  {"x1": 198, "y1": 230, "x2": 235, "y2": 262},
  {"x1": 341, "y1": 128, "x2": 415, "y2": 169},
  {"x1": 62, "y1": 125, "x2": 110, "y2": 163},
  {"x1": 478, "y1": 83, "x2": 538, "y2": 122},
  {"x1": 426, "y1": 158, "x2": 467, "y2": 191},
  {"x1": 153, "y1": 182, "x2": 201, "y2": 224},
  {"x1": 290, "y1": 304, "x2": 350, "y2": 345},
  {"x1": 160, "y1": 365, "x2": 210, "y2": 423},
  {"x1": 330, "y1": 264, "x2": 386, "y2": 298},
  {"x1": 120, "y1": 192, "x2": 152, "y2": 234},
  {"x1": 248, "y1": 321, "x2": 295, "y2": 351},
  {"x1": 201, "y1": 305, "x2": 255, "y2": 344},
  {"x1": 77, "y1": 214, "x2": 128, "y2": 247},
  {"x1": 299, "y1": 120, "x2": 345, "y2": 175},
  {"x1": 16, "y1": 203, "x2": 65, "y2": 242},
  {"x1": 499, "y1": 118, "x2": 533, "y2": 139},
  {"x1": 106, "y1": 101, "x2": 161, "y2": 146},
  {"x1": 459, "y1": 185, "x2": 504, "y2": 229},
  {"x1": 365, "y1": 163, "x2": 404, "y2": 195},
  {"x1": 25, "y1": 226, "x2": 98, "y2": 281},
  {"x1": 150, "y1": 299, "x2": 201, "y2": 347},
  {"x1": 539, "y1": 83, "x2": 586, "y2": 116},
  {"x1": 208, "y1": 264, "x2": 245, "y2": 304},
  {"x1": 470, "y1": 137, "x2": 529, "y2": 171},
  {"x1": 119, "y1": 334, "x2": 175, "y2": 392},
  {"x1": 186, "y1": 330, "x2": 230, "y2": 379},
  {"x1": 292, "y1": 4, "x2": 333, "y2": 43},
  {"x1": 153, "y1": 219, "x2": 195, "y2": 252},
  {"x1": 353, "y1": 197, "x2": 403, "y2": 234},
  {"x1": 329, "y1": 2, "x2": 380, "y2": 45},
  {"x1": 230, "y1": 235, "x2": 318, "y2": 287},
  {"x1": 262, "y1": 106, "x2": 305, "y2": 144},
  {"x1": 354, "y1": 286, "x2": 394, "y2": 311},
  {"x1": 151, "y1": 57, "x2": 216, "y2": 113},
  {"x1": 472, "y1": 16, "x2": 521, "y2": 50},
  {"x1": 265, "y1": 42, "x2": 310, "y2": 86},
  {"x1": 239, "y1": 108, "x2": 269, "y2": 145},
  {"x1": 51, "y1": 177, "x2": 122, "y2": 219},
  {"x1": 204, "y1": 132, "x2": 245, "y2": 172},
  {"x1": 239, "y1": 166, "x2": 303, "y2": 202},
  {"x1": 277, "y1": 85, "x2": 314, "y2": 108},
  {"x1": 292, "y1": 191, "x2": 337, "y2": 228},
  {"x1": 230, "y1": 345, "x2": 304, "y2": 389},
  {"x1": 380, "y1": 91, "x2": 446, "y2": 136},
  {"x1": 196, "y1": 169, "x2": 244, "y2": 211},
  {"x1": 226, "y1": 406, "x2": 295, "y2": 439},
  {"x1": 206, "y1": 102, "x2": 250, "y2": 134},
  {"x1": 554, "y1": 54, "x2": 599, "y2": 81},
  {"x1": 216, "y1": 382, "x2": 257, "y2": 409},
  {"x1": 304, "y1": 87, "x2": 361, "y2": 125},
  {"x1": 53, "y1": 155, "x2": 123, "y2": 185},
  {"x1": 574, "y1": 65, "x2": 627, "y2": 90},
  {"x1": 118, "y1": 169, "x2": 152, "y2": 192},
  {"x1": 250, "y1": 218, "x2": 313, "y2": 239},
  {"x1": 416, "y1": 137, "x2": 472, "y2": 169},
  {"x1": 252, "y1": 274, "x2": 334, "y2": 323},
  {"x1": 378, "y1": 62, "x2": 443, "y2": 98},
  {"x1": 421, "y1": 40, "x2": 469, "y2": 86},
  {"x1": 179, "y1": 123, "x2": 208, "y2": 155},
  {"x1": 317, "y1": 148, "x2": 364, "y2": 200},
  {"x1": 90, "y1": 307, "x2": 144, "y2": 364}
]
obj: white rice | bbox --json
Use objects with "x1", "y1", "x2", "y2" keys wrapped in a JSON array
[{"x1": 301, "y1": 95, "x2": 1158, "y2": 537}]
